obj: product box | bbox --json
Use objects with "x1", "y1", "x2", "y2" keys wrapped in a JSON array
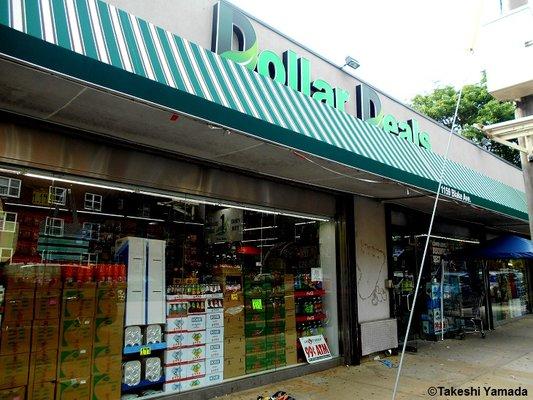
[
  {"x1": 28, "y1": 381, "x2": 55, "y2": 400},
  {"x1": 91, "y1": 354, "x2": 122, "y2": 375},
  {"x1": 3, "y1": 289, "x2": 34, "y2": 321},
  {"x1": 286, "y1": 347, "x2": 297, "y2": 366},
  {"x1": 245, "y1": 320, "x2": 266, "y2": 337},
  {"x1": 31, "y1": 319, "x2": 59, "y2": 351},
  {"x1": 29, "y1": 349, "x2": 58, "y2": 383},
  {"x1": 56, "y1": 377, "x2": 91, "y2": 400},
  {"x1": 205, "y1": 327, "x2": 223, "y2": 343},
  {"x1": 165, "y1": 331, "x2": 206, "y2": 349},
  {"x1": 284, "y1": 275, "x2": 294, "y2": 293},
  {"x1": 60, "y1": 318, "x2": 94, "y2": 349},
  {"x1": 266, "y1": 333, "x2": 286, "y2": 349},
  {"x1": 265, "y1": 319, "x2": 285, "y2": 335},
  {"x1": 164, "y1": 345, "x2": 206, "y2": 365},
  {"x1": 224, "y1": 336, "x2": 245, "y2": 357},
  {"x1": 3, "y1": 263, "x2": 36, "y2": 289},
  {"x1": 61, "y1": 284, "x2": 96, "y2": 318},
  {"x1": 0, "y1": 320, "x2": 31, "y2": 355},
  {"x1": 165, "y1": 360, "x2": 206, "y2": 382},
  {"x1": 57, "y1": 347, "x2": 92, "y2": 379},
  {"x1": 33, "y1": 289, "x2": 61, "y2": 320},
  {"x1": 265, "y1": 349, "x2": 286, "y2": 368},
  {"x1": 93, "y1": 317, "x2": 123, "y2": 347},
  {"x1": 0, "y1": 353, "x2": 29, "y2": 390},
  {"x1": 224, "y1": 314, "x2": 245, "y2": 337},
  {"x1": 205, "y1": 357, "x2": 224, "y2": 375},
  {"x1": 95, "y1": 282, "x2": 126, "y2": 319},
  {"x1": 188, "y1": 314, "x2": 207, "y2": 331},
  {"x1": 164, "y1": 376, "x2": 206, "y2": 393},
  {"x1": 284, "y1": 294, "x2": 295, "y2": 310},
  {"x1": 166, "y1": 314, "x2": 206, "y2": 332},
  {"x1": 205, "y1": 312, "x2": 224, "y2": 329},
  {"x1": 285, "y1": 309, "x2": 296, "y2": 330},
  {"x1": 245, "y1": 337, "x2": 267, "y2": 354},
  {"x1": 205, "y1": 341, "x2": 224, "y2": 359},
  {"x1": 205, "y1": 372, "x2": 223, "y2": 386},
  {"x1": 166, "y1": 317, "x2": 187, "y2": 333},
  {"x1": 223, "y1": 356, "x2": 245, "y2": 379},
  {"x1": 223, "y1": 291, "x2": 244, "y2": 308},
  {"x1": 245, "y1": 352, "x2": 267, "y2": 373},
  {"x1": 92, "y1": 344, "x2": 121, "y2": 359},
  {"x1": 284, "y1": 331, "x2": 297, "y2": 349},
  {"x1": 35, "y1": 264, "x2": 62, "y2": 289},
  {"x1": 0, "y1": 386, "x2": 25, "y2": 400},
  {"x1": 91, "y1": 372, "x2": 121, "y2": 400}
]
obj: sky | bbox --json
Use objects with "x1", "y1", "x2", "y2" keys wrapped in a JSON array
[{"x1": 229, "y1": 0, "x2": 502, "y2": 103}]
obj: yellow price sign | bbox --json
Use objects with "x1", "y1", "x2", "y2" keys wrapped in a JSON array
[
  {"x1": 231, "y1": 293, "x2": 239, "y2": 301},
  {"x1": 139, "y1": 346, "x2": 151, "y2": 356}
]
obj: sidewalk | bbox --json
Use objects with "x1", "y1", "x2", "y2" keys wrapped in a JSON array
[{"x1": 215, "y1": 316, "x2": 533, "y2": 399}]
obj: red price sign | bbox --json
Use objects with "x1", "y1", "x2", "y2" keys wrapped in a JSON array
[{"x1": 299, "y1": 335, "x2": 332, "y2": 364}]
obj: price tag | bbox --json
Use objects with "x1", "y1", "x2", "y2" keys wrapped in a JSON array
[
  {"x1": 252, "y1": 298, "x2": 263, "y2": 311},
  {"x1": 231, "y1": 293, "x2": 239, "y2": 301},
  {"x1": 299, "y1": 335, "x2": 332, "y2": 364},
  {"x1": 139, "y1": 346, "x2": 152, "y2": 356}
]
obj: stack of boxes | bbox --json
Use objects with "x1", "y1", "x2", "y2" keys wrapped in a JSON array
[
  {"x1": 91, "y1": 282, "x2": 126, "y2": 399},
  {"x1": 164, "y1": 285, "x2": 224, "y2": 393},
  {"x1": 29, "y1": 267, "x2": 61, "y2": 400},
  {"x1": 56, "y1": 281, "x2": 95, "y2": 399},
  {"x1": 284, "y1": 275, "x2": 297, "y2": 366},
  {"x1": 218, "y1": 267, "x2": 245, "y2": 380},
  {"x1": 0, "y1": 274, "x2": 33, "y2": 397}
]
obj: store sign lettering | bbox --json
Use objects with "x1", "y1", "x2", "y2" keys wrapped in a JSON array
[
  {"x1": 211, "y1": 1, "x2": 432, "y2": 150},
  {"x1": 440, "y1": 185, "x2": 471, "y2": 203}
]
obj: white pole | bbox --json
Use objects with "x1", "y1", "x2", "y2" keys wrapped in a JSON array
[
  {"x1": 441, "y1": 259, "x2": 445, "y2": 341},
  {"x1": 391, "y1": 87, "x2": 463, "y2": 400}
]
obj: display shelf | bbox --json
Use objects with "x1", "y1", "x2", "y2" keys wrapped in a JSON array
[
  {"x1": 121, "y1": 376, "x2": 165, "y2": 392},
  {"x1": 295, "y1": 313, "x2": 326, "y2": 323},
  {"x1": 293, "y1": 289, "x2": 325, "y2": 298},
  {"x1": 123, "y1": 342, "x2": 167, "y2": 355}
]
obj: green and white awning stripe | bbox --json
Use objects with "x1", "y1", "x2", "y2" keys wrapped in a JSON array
[{"x1": 0, "y1": 0, "x2": 528, "y2": 220}]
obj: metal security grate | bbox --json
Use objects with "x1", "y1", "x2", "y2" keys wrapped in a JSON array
[{"x1": 360, "y1": 318, "x2": 398, "y2": 356}]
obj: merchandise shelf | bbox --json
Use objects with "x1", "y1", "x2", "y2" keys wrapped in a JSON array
[
  {"x1": 121, "y1": 376, "x2": 165, "y2": 392},
  {"x1": 123, "y1": 342, "x2": 167, "y2": 355}
]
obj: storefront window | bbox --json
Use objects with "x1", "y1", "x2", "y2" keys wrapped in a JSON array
[
  {"x1": 489, "y1": 260, "x2": 529, "y2": 325},
  {"x1": 0, "y1": 171, "x2": 337, "y2": 399}
]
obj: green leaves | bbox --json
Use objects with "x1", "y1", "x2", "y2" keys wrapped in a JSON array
[{"x1": 221, "y1": 40, "x2": 259, "y2": 71}]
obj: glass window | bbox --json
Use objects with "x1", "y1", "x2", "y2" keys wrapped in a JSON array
[
  {"x1": 84, "y1": 192, "x2": 102, "y2": 211},
  {"x1": 44, "y1": 216, "x2": 64, "y2": 237},
  {"x1": 489, "y1": 260, "x2": 529, "y2": 325},
  {"x1": 49, "y1": 186, "x2": 67, "y2": 205},
  {"x1": 0, "y1": 176, "x2": 21, "y2": 198}
]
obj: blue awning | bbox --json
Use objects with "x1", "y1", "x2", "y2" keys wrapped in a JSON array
[{"x1": 462, "y1": 235, "x2": 533, "y2": 260}]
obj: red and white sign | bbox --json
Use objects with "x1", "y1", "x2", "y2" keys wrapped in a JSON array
[{"x1": 299, "y1": 335, "x2": 332, "y2": 364}]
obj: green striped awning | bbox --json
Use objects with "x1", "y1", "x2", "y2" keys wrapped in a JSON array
[{"x1": 0, "y1": 0, "x2": 528, "y2": 221}]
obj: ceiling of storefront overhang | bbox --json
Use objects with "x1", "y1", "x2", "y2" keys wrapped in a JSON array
[{"x1": 0, "y1": 57, "x2": 529, "y2": 235}]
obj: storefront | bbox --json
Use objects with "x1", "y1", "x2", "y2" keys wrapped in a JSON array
[{"x1": 0, "y1": 0, "x2": 530, "y2": 399}]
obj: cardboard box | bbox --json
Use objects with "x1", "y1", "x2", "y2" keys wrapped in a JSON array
[
  {"x1": 286, "y1": 347, "x2": 297, "y2": 366},
  {"x1": 164, "y1": 376, "x2": 206, "y2": 393},
  {"x1": 245, "y1": 320, "x2": 266, "y2": 337},
  {"x1": 223, "y1": 356, "x2": 245, "y2": 379},
  {"x1": 245, "y1": 352, "x2": 267, "y2": 373},
  {"x1": 164, "y1": 346, "x2": 206, "y2": 365},
  {"x1": 30, "y1": 349, "x2": 58, "y2": 383},
  {"x1": 165, "y1": 360, "x2": 205, "y2": 381},
  {"x1": 0, "y1": 386, "x2": 25, "y2": 400},
  {"x1": 284, "y1": 275, "x2": 294, "y2": 293},
  {"x1": 34, "y1": 289, "x2": 61, "y2": 320},
  {"x1": 284, "y1": 295, "x2": 295, "y2": 310},
  {"x1": 35, "y1": 264, "x2": 62, "y2": 289},
  {"x1": 205, "y1": 312, "x2": 224, "y2": 329},
  {"x1": 166, "y1": 331, "x2": 206, "y2": 349},
  {"x1": 166, "y1": 317, "x2": 187, "y2": 333},
  {"x1": 92, "y1": 344, "x2": 121, "y2": 359},
  {"x1": 245, "y1": 337, "x2": 267, "y2": 353},
  {"x1": 31, "y1": 319, "x2": 59, "y2": 351},
  {"x1": 224, "y1": 315, "x2": 244, "y2": 338},
  {"x1": 205, "y1": 372, "x2": 223, "y2": 386},
  {"x1": 57, "y1": 348, "x2": 92, "y2": 379},
  {"x1": 28, "y1": 381, "x2": 55, "y2": 400},
  {"x1": 56, "y1": 377, "x2": 91, "y2": 400},
  {"x1": 0, "y1": 320, "x2": 31, "y2": 355},
  {"x1": 205, "y1": 357, "x2": 224, "y2": 375},
  {"x1": 60, "y1": 318, "x2": 94, "y2": 349},
  {"x1": 3, "y1": 263, "x2": 36, "y2": 289},
  {"x1": 205, "y1": 342, "x2": 224, "y2": 359},
  {"x1": 91, "y1": 354, "x2": 122, "y2": 375},
  {"x1": 91, "y1": 372, "x2": 121, "y2": 400},
  {"x1": 224, "y1": 336, "x2": 245, "y2": 358},
  {"x1": 3, "y1": 289, "x2": 34, "y2": 321},
  {"x1": 0, "y1": 353, "x2": 29, "y2": 390},
  {"x1": 93, "y1": 317, "x2": 123, "y2": 347},
  {"x1": 95, "y1": 283, "x2": 126, "y2": 319},
  {"x1": 205, "y1": 327, "x2": 223, "y2": 343},
  {"x1": 285, "y1": 331, "x2": 297, "y2": 350},
  {"x1": 61, "y1": 284, "x2": 96, "y2": 318},
  {"x1": 223, "y1": 292, "x2": 244, "y2": 309}
]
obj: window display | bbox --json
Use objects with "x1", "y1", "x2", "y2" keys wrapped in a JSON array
[
  {"x1": 0, "y1": 171, "x2": 338, "y2": 399},
  {"x1": 489, "y1": 260, "x2": 529, "y2": 325}
]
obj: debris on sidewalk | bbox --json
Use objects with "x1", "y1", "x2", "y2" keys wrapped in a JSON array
[{"x1": 257, "y1": 390, "x2": 296, "y2": 400}]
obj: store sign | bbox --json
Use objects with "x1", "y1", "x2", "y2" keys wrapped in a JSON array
[
  {"x1": 211, "y1": 1, "x2": 432, "y2": 150},
  {"x1": 299, "y1": 335, "x2": 332, "y2": 363},
  {"x1": 440, "y1": 185, "x2": 472, "y2": 203}
]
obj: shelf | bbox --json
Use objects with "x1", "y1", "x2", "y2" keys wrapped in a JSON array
[
  {"x1": 124, "y1": 342, "x2": 167, "y2": 355},
  {"x1": 293, "y1": 289, "x2": 325, "y2": 298},
  {"x1": 295, "y1": 313, "x2": 326, "y2": 323},
  {"x1": 121, "y1": 376, "x2": 165, "y2": 392}
]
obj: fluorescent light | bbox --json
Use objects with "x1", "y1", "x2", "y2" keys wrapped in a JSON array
[
  {"x1": 258, "y1": 244, "x2": 274, "y2": 248},
  {"x1": 126, "y1": 216, "x2": 165, "y2": 222},
  {"x1": 414, "y1": 234, "x2": 479, "y2": 244},
  {"x1": 295, "y1": 221, "x2": 317, "y2": 226},
  {"x1": 172, "y1": 220, "x2": 204, "y2": 226},
  {"x1": 243, "y1": 226, "x2": 278, "y2": 232},
  {"x1": 241, "y1": 238, "x2": 278, "y2": 243},
  {"x1": 4, "y1": 202, "x2": 68, "y2": 211},
  {"x1": 25, "y1": 173, "x2": 134, "y2": 193},
  {"x1": 77, "y1": 210, "x2": 124, "y2": 218},
  {"x1": 0, "y1": 168, "x2": 22, "y2": 175}
]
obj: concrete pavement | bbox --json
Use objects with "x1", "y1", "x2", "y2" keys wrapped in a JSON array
[{"x1": 215, "y1": 315, "x2": 533, "y2": 399}]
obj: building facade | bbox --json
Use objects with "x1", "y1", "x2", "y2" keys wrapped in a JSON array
[{"x1": 0, "y1": 1, "x2": 530, "y2": 399}]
